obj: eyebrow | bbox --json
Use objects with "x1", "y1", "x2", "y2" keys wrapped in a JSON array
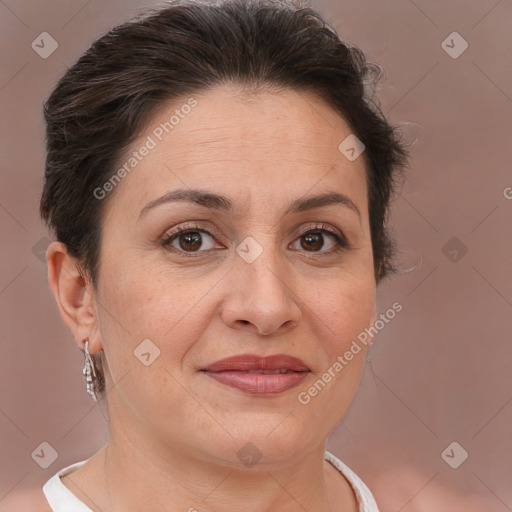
[{"x1": 138, "y1": 188, "x2": 361, "y2": 221}]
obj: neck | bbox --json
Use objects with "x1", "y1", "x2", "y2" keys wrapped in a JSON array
[{"x1": 65, "y1": 422, "x2": 354, "y2": 512}]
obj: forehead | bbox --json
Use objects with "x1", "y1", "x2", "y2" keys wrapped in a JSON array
[
  {"x1": 155, "y1": 84, "x2": 357, "y2": 158},
  {"x1": 105, "y1": 84, "x2": 368, "y2": 217}
]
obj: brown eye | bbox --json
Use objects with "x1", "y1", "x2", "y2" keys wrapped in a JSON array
[
  {"x1": 176, "y1": 231, "x2": 202, "y2": 252},
  {"x1": 291, "y1": 224, "x2": 349, "y2": 255},
  {"x1": 294, "y1": 230, "x2": 339, "y2": 253},
  {"x1": 162, "y1": 226, "x2": 219, "y2": 256},
  {"x1": 301, "y1": 231, "x2": 325, "y2": 251}
]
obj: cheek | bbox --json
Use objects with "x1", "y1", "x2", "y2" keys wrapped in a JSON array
[
  {"x1": 95, "y1": 271, "x2": 203, "y2": 415},
  {"x1": 96, "y1": 263, "x2": 213, "y2": 374},
  {"x1": 304, "y1": 274, "x2": 376, "y2": 352},
  {"x1": 289, "y1": 279, "x2": 375, "y2": 435},
  {"x1": 296, "y1": 278, "x2": 375, "y2": 413},
  {"x1": 334, "y1": 291, "x2": 375, "y2": 345}
]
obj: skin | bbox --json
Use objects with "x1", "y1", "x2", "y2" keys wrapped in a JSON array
[{"x1": 43, "y1": 83, "x2": 378, "y2": 512}]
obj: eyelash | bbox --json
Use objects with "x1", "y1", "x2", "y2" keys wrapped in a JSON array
[{"x1": 161, "y1": 222, "x2": 350, "y2": 258}]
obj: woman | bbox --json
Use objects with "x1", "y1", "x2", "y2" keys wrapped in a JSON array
[{"x1": 31, "y1": 0, "x2": 408, "y2": 510}]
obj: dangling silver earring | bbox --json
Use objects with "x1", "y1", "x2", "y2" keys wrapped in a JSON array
[{"x1": 82, "y1": 338, "x2": 98, "y2": 402}]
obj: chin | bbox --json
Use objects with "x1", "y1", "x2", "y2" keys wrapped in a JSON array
[{"x1": 199, "y1": 417, "x2": 317, "y2": 468}]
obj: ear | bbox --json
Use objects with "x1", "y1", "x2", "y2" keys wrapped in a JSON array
[{"x1": 46, "y1": 241, "x2": 102, "y2": 354}]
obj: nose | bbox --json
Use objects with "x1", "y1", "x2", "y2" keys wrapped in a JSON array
[{"x1": 220, "y1": 244, "x2": 302, "y2": 337}]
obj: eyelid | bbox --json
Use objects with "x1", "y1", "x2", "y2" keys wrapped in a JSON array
[
  {"x1": 295, "y1": 222, "x2": 346, "y2": 242},
  {"x1": 162, "y1": 221, "x2": 224, "y2": 242}
]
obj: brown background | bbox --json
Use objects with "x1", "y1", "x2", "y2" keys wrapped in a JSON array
[{"x1": 1, "y1": 0, "x2": 511, "y2": 510}]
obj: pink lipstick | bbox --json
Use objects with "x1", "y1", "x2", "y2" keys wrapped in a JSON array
[{"x1": 201, "y1": 354, "x2": 310, "y2": 394}]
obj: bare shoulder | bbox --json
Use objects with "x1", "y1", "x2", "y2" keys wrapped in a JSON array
[{"x1": 0, "y1": 486, "x2": 53, "y2": 512}]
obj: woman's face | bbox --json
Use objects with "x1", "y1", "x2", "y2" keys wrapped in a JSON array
[{"x1": 91, "y1": 84, "x2": 377, "y2": 466}]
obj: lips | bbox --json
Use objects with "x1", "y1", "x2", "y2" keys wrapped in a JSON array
[
  {"x1": 201, "y1": 354, "x2": 310, "y2": 373},
  {"x1": 201, "y1": 354, "x2": 310, "y2": 394}
]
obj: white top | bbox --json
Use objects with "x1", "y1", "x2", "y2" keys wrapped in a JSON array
[{"x1": 43, "y1": 450, "x2": 379, "y2": 511}]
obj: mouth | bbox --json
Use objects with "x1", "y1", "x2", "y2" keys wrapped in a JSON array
[{"x1": 200, "y1": 354, "x2": 310, "y2": 395}]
